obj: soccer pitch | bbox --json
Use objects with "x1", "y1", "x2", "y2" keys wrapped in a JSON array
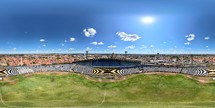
[{"x1": 0, "y1": 73, "x2": 215, "y2": 108}]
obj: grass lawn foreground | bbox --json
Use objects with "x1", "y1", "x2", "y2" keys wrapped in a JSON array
[{"x1": 0, "y1": 73, "x2": 215, "y2": 108}]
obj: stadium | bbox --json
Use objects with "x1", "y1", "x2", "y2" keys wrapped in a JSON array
[
  {"x1": 0, "y1": 54, "x2": 215, "y2": 107},
  {"x1": 0, "y1": 58, "x2": 209, "y2": 78}
]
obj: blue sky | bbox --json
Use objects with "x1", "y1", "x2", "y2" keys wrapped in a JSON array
[{"x1": 0, "y1": 0, "x2": 215, "y2": 54}]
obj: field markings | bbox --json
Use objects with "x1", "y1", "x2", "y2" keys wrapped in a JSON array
[
  {"x1": 72, "y1": 88, "x2": 107, "y2": 108},
  {"x1": 95, "y1": 88, "x2": 107, "y2": 107},
  {"x1": 0, "y1": 83, "x2": 21, "y2": 108}
]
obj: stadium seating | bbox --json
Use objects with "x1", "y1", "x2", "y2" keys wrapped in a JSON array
[{"x1": 3, "y1": 63, "x2": 208, "y2": 78}]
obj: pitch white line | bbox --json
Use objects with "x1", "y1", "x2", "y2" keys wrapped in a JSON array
[
  {"x1": 0, "y1": 83, "x2": 20, "y2": 108},
  {"x1": 0, "y1": 91, "x2": 10, "y2": 107},
  {"x1": 96, "y1": 88, "x2": 107, "y2": 107}
]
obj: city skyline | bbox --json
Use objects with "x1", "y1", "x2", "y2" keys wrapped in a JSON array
[{"x1": 0, "y1": 0, "x2": 215, "y2": 54}]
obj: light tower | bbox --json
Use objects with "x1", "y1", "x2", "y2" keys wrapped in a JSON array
[
  {"x1": 111, "y1": 52, "x2": 115, "y2": 59},
  {"x1": 86, "y1": 51, "x2": 88, "y2": 60},
  {"x1": 125, "y1": 51, "x2": 128, "y2": 59},
  {"x1": 157, "y1": 53, "x2": 160, "y2": 60}
]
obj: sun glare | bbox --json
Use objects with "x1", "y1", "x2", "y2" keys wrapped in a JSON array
[{"x1": 141, "y1": 17, "x2": 155, "y2": 24}]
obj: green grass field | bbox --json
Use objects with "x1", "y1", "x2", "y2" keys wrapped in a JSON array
[{"x1": 0, "y1": 73, "x2": 215, "y2": 108}]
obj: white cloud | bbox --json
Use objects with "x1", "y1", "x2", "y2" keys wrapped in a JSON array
[
  {"x1": 204, "y1": 37, "x2": 210, "y2": 40},
  {"x1": 116, "y1": 32, "x2": 141, "y2": 42},
  {"x1": 43, "y1": 44, "x2": 46, "y2": 47},
  {"x1": 83, "y1": 28, "x2": 96, "y2": 37},
  {"x1": 86, "y1": 47, "x2": 92, "y2": 51},
  {"x1": 126, "y1": 45, "x2": 135, "y2": 49},
  {"x1": 61, "y1": 43, "x2": 65, "y2": 46},
  {"x1": 64, "y1": 40, "x2": 68, "y2": 42},
  {"x1": 91, "y1": 42, "x2": 97, "y2": 45},
  {"x1": 150, "y1": 45, "x2": 155, "y2": 47},
  {"x1": 185, "y1": 34, "x2": 195, "y2": 41},
  {"x1": 140, "y1": 45, "x2": 147, "y2": 49},
  {"x1": 40, "y1": 39, "x2": 45, "y2": 42},
  {"x1": 108, "y1": 45, "x2": 117, "y2": 49},
  {"x1": 69, "y1": 48, "x2": 74, "y2": 50},
  {"x1": 98, "y1": 42, "x2": 104, "y2": 45},
  {"x1": 13, "y1": 48, "x2": 16, "y2": 50},
  {"x1": 184, "y1": 42, "x2": 191, "y2": 45},
  {"x1": 70, "y1": 37, "x2": 75, "y2": 42},
  {"x1": 206, "y1": 46, "x2": 209, "y2": 48},
  {"x1": 91, "y1": 41, "x2": 104, "y2": 45}
]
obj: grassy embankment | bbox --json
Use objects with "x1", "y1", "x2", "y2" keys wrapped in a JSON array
[{"x1": 0, "y1": 73, "x2": 215, "y2": 108}]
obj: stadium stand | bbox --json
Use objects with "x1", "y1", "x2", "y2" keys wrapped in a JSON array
[{"x1": 1, "y1": 59, "x2": 209, "y2": 78}]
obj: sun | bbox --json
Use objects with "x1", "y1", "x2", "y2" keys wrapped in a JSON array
[{"x1": 141, "y1": 17, "x2": 155, "y2": 24}]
